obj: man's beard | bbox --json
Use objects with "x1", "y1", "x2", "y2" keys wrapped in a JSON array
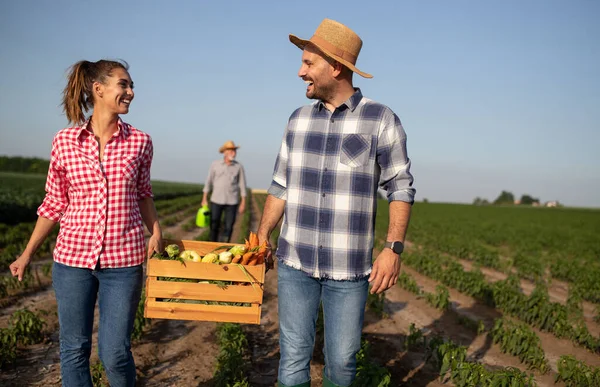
[{"x1": 306, "y1": 81, "x2": 335, "y2": 103}]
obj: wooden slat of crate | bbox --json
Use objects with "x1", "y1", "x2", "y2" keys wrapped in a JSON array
[
  {"x1": 145, "y1": 299, "x2": 261, "y2": 324},
  {"x1": 146, "y1": 277, "x2": 263, "y2": 303},
  {"x1": 147, "y1": 259, "x2": 265, "y2": 283}
]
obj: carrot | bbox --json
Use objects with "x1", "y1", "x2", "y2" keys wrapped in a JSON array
[
  {"x1": 255, "y1": 252, "x2": 265, "y2": 265},
  {"x1": 241, "y1": 252, "x2": 254, "y2": 265},
  {"x1": 247, "y1": 257, "x2": 258, "y2": 266},
  {"x1": 258, "y1": 243, "x2": 267, "y2": 255},
  {"x1": 249, "y1": 232, "x2": 259, "y2": 249},
  {"x1": 232, "y1": 255, "x2": 242, "y2": 264}
]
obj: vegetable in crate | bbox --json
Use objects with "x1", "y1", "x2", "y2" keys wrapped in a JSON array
[
  {"x1": 165, "y1": 244, "x2": 180, "y2": 258},
  {"x1": 202, "y1": 253, "x2": 219, "y2": 263},
  {"x1": 179, "y1": 250, "x2": 201, "y2": 262},
  {"x1": 219, "y1": 251, "x2": 233, "y2": 264}
]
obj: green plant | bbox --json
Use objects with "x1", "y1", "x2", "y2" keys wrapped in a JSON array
[
  {"x1": 491, "y1": 318, "x2": 548, "y2": 373},
  {"x1": 0, "y1": 327, "x2": 17, "y2": 368},
  {"x1": 0, "y1": 280, "x2": 7, "y2": 298},
  {"x1": 213, "y1": 323, "x2": 251, "y2": 387},
  {"x1": 10, "y1": 308, "x2": 45, "y2": 345},
  {"x1": 367, "y1": 291, "x2": 387, "y2": 318},
  {"x1": 354, "y1": 339, "x2": 391, "y2": 387},
  {"x1": 434, "y1": 340, "x2": 536, "y2": 386},
  {"x1": 91, "y1": 361, "x2": 107, "y2": 387},
  {"x1": 397, "y1": 271, "x2": 421, "y2": 295},
  {"x1": 556, "y1": 355, "x2": 600, "y2": 386},
  {"x1": 425, "y1": 284, "x2": 450, "y2": 310},
  {"x1": 405, "y1": 323, "x2": 424, "y2": 350}
]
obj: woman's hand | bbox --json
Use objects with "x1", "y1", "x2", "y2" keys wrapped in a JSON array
[
  {"x1": 10, "y1": 254, "x2": 32, "y2": 281},
  {"x1": 147, "y1": 233, "x2": 164, "y2": 259}
]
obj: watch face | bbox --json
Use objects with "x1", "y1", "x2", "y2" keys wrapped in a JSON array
[{"x1": 392, "y1": 242, "x2": 404, "y2": 254}]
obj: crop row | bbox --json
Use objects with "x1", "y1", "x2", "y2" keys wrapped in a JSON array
[
  {"x1": 402, "y1": 249, "x2": 600, "y2": 353},
  {"x1": 0, "y1": 308, "x2": 46, "y2": 368},
  {"x1": 372, "y1": 202, "x2": 600, "y2": 302}
]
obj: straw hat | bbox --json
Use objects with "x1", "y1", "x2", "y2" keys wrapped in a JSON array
[
  {"x1": 289, "y1": 18, "x2": 372, "y2": 79},
  {"x1": 219, "y1": 140, "x2": 240, "y2": 153}
]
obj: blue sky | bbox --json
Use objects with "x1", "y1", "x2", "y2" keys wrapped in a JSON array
[{"x1": 1, "y1": 0, "x2": 598, "y2": 207}]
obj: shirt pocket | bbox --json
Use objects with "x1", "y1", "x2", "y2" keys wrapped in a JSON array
[
  {"x1": 339, "y1": 134, "x2": 372, "y2": 168},
  {"x1": 122, "y1": 155, "x2": 139, "y2": 182}
]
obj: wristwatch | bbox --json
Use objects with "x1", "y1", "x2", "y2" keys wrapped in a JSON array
[{"x1": 384, "y1": 241, "x2": 404, "y2": 255}]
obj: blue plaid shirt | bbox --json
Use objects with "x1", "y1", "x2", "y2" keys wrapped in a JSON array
[{"x1": 268, "y1": 89, "x2": 415, "y2": 280}]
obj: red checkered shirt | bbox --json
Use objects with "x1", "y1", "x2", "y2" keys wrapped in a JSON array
[{"x1": 38, "y1": 118, "x2": 154, "y2": 269}]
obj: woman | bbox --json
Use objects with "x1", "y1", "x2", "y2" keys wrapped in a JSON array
[{"x1": 9, "y1": 59, "x2": 163, "y2": 387}]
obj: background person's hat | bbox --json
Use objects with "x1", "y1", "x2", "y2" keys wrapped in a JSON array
[
  {"x1": 289, "y1": 18, "x2": 372, "y2": 79},
  {"x1": 219, "y1": 140, "x2": 240, "y2": 153}
]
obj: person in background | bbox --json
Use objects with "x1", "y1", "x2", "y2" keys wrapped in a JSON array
[
  {"x1": 9, "y1": 59, "x2": 163, "y2": 387},
  {"x1": 257, "y1": 19, "x2": 415, "y2": 387},
  {"x1": 201, "y1": 140, "x2": 247, "y2": 242}
]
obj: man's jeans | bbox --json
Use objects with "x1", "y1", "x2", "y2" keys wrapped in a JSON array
[
  {"x1": 53, "y1": 262, "x2": 143, "y2": 387},
  {"x1": 277, "y1": 262, "x2": 369, "y2": 386},
  {"x1": 209, "y1": 202, "x2": 238, "y2": 242}
]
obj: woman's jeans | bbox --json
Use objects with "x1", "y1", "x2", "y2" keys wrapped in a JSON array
[
  {"x1": 277, "y1": 262, "x2": 369, "y2": 386},
  {"x1": 52, "y1": 262, "x2": 143, "y2": 387}
]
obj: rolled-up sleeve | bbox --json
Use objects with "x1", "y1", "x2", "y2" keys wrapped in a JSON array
[
  {"x1": 137, "y1": 135, "x2": 154, "y2": 199},
  {"x1": 267, "y1": 126, "x2": 289, "y2": 200},
  {"x1": 38, "y1": 137, "x2": 69, "y2": 222},
  {"x1": 377, "y1": 111, "x2": 416, "y2": 204}
]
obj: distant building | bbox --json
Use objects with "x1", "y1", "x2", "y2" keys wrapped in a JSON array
[{"x1": 545, "y1": 201, "x2": 559, "y2": 207}]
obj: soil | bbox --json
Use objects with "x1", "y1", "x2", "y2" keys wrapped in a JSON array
[{"x1": 1, "y1": 194, "x2": 599, "y2": 386}]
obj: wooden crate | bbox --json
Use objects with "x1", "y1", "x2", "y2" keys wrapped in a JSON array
[{"x1": 144, "y1": 239, "x2": 265, "y2": 324}]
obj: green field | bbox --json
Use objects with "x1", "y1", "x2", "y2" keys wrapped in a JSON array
[{"x1": 254, "y1": 193, "x2": 600, "y2": 385}]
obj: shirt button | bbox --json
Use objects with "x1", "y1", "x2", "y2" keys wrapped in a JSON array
[
  {"x1": 319, "y1": 245, "x2": 323, "y2": 249},
  {"x1": 324, "y1": 168, "x2": 328, "y2": 172},
  {"x1": 322, "y1": 193, "x2": 326, "y2": 197},
  {"x1": 330, "y1": 118, "x2": 334, "y2": 123}
]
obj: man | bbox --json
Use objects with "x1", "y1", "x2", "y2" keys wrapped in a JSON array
[
  {"x1": 202, "y1": 140, "x2": 247, "y2": 242},
  {"x1": 257, "y1": 19, "x2": 415, "y2": 387}
]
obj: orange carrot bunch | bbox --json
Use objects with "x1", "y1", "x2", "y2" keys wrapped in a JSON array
[{"x1": 232, "y1": 232, "x2": 268, "y2": 266}]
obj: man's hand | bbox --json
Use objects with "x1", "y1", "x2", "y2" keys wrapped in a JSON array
[
  {"x1": 368, "y1": 248, "x2": 401, "y2": 294},
  {"x1": 201, "y1": 198, "x2": 208, "y2": 207},
  {"x1": 238, "y1": 202, "x2": 246, "y2": 214},
  {"x1": 10, "y1": 254, "x2": 32, "y2": 282},
  {"x1": 258, "y1": 235, "x2": 274, "y2": 273},
  {"x1": 147, "y1": 233, "x2": 164, "y2": 259}
]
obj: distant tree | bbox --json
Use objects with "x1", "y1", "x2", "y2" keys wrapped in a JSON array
[
  {"x1": 519, "y1": 194, "x2": 540, "y2": 205},
  {"x1": 423, "y1": 198, "x2": 429, "y2": 203},
  {"x1": 473, "y1": 197, "x2": 490, "y2": 206},
  {"x1": 493, "y1": 190, "x2": 515, "y2": 205}
]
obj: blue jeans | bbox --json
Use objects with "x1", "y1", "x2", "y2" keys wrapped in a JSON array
[
  {"x1": 52, "y1": 262, "x2": 143, "y2": 387},
  {"x1": 209, "y1": 202, "x2": 238, "y2": 242},
  {"x1": 277, "y1": 262, "x2": 369, "y2": 386}
]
